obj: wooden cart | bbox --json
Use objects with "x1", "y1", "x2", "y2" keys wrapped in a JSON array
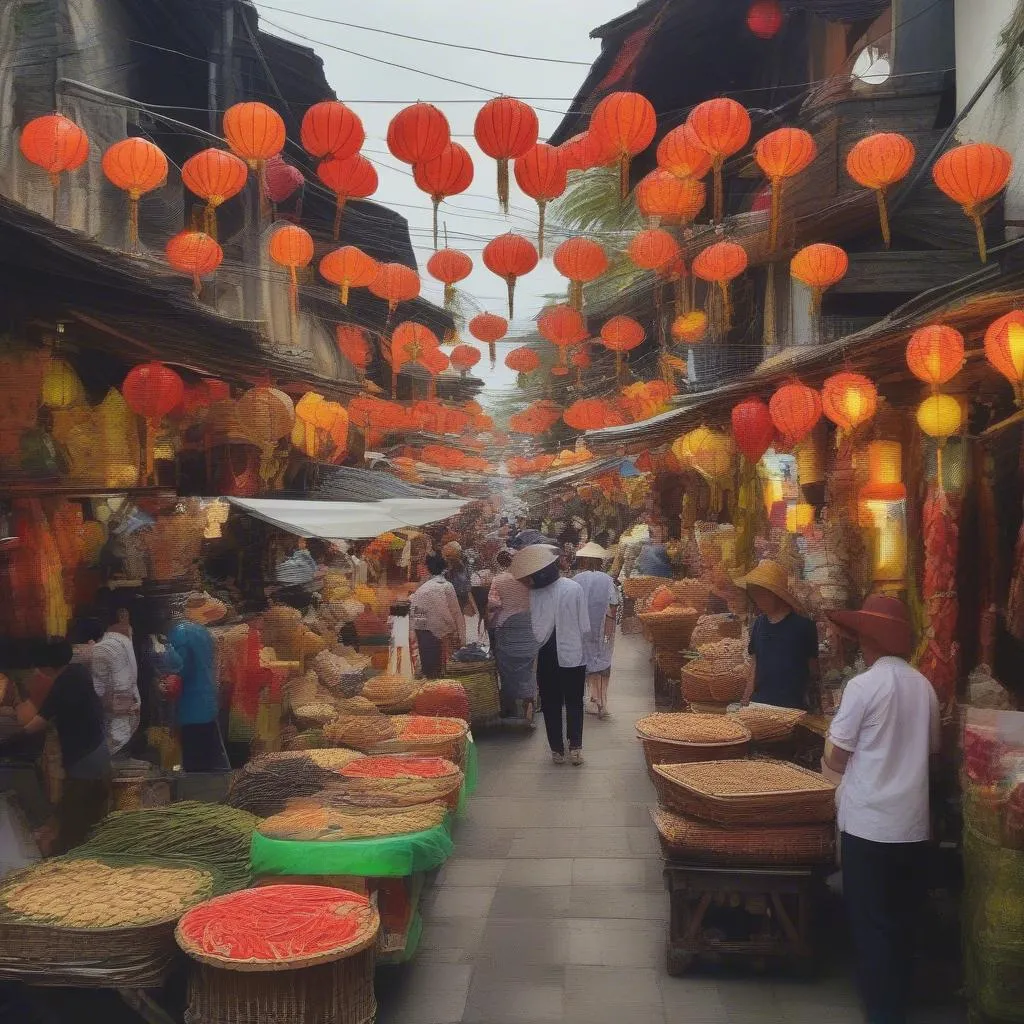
[{"x1": 664, "y1": 860, "x2": 827, "y2": 976}]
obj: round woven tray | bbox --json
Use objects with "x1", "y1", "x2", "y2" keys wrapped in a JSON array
[
  {"x1": 361, "y1": 673, "x2": 419, "y2": 712},
  {"x1": 622, "y1": 576, "x2": 665, "y2": 600},
  {"x1": 257, "y1": 800, "x2": 448, "y2": 843},
  {"x1": 338, "y1": 755, "x2": 463, "y2": 810},
  {"x1": 636, "y1": 714, "x2": 750, "y2": 773},
  {"x1": 176, "y1": 885, "x2": 380, "y2": 972},
  {"x1": 367, "y1": 715, "x2": 469, "y2": 765}
]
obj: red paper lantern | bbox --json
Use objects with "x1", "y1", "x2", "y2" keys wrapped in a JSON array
[
  {"x1": 301, "y1": 100, "x2": 364, "y2": 160},
  {"x1": 627, "y1": 228, "x2": 680, "y2": 272},
  {"x1": 588, "y1": 91, "x2": 657, "y2": 199},
  {"x1": 505, "y1": 347, "x2": 541, "y2": 374},
  {"x1": 336, "y1": 325, "x2": 372, "y2": 372},
  {"x1": 984, "y1": 310, "x2": 1024, "y2": 405},
  {"x1": 754, "y1": 127, "x2": 816, "y2": 249},
  {"x1": 318, "y1": 154, "x2": 378, "y2": 239},
  {"x1": 268, "y1": 225, "x2": 314, "y2": 321},
  {"x1": 474, "y1": 97, "x2": 539, "y2": 212},
  {"x1": 563, "y1": 398, "x2": 625, "y2": 431},
  {"x1": 747, "y1": 0, "x2": 784, "y2": 38},
  {"x1": 600, "y1": 315, "x2": 645, "y2": 378},
  {"x1": 223, "y1": 102, "x2": 285, "y2": 169},
  {"x1": 319, "y1": 246, "x2": 379, "y2": 305},
  {"x1": 427, "y1": 249, "x2": 473, "y2": 308},
  {"x1": 821, "y1": 371, "x2": 878, "y2": 433},
  {"x1": 482, "y1": 233, "x2": 539, "y2": 318},
  {"x1": 769, "y1": 382, "x2": 822, "y2": 445},
  {"x1": 687, "y1": 99, "x2": 752, "y2": 220},
  {"x1": 514, "y1": 143, "x2": 567, "y2": 256},
  {"x1": 387, "y1": 102, "x2": 450, "y2": 165},
  {"x1": 538, "y1": 304, "x2": 587, "y2": 368},
  {"x1": 165, "y1": 230, "x2": 223, "y2": 295},
  {"x1": 559, "y1": 131, "x2": 616, "y2": 172},
  {"x1": 20, "y1": 113, "x2": 89, "y2": 178},
  {"x1": 102, "y1": 137, "x2": 168, "y2": 248},
  {"x1": 263, "y1": 156, "x2": 304, "y2": 204},
  {"x1": 391, "y1": 321, "x2": 440, "y2": 371},
  {"x1": 469, "y1": 312, "x2": 509, "y2": 367},
  {"x1": 731, "y1": 398, "x2": 775, "y2": 463},
  {"x1": 846, "y1": 133, "x2": 916, "y2": 248},
  {"x1": 449, "y1": 344, "x2": 482, "y2": 375},
  {"x1": 369, "y1": 263, "x2": 421, "y2": 316},
  {"x1": 181, "y1": 148, "x2": 248, "y2": 236},
  {"x1": 933, "y1": 143, "x2": 1013, "y2": 262},
  {"x1": 905, "y1": 325, "x2": 965, "y2": 387},
  {"x1": 656, "y1": 124, "x2": 713, "y2": 181},
  {"x1": 553, "y1": 238, "x2": 608, "y2": 309},
  {"x1": 413, "y1": 142, "x2": 474, "y2": 248}
]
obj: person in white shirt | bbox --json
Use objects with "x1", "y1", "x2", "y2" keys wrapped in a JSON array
[
  {"x1": 824, "y1": 595, "x2": 940, "y2": 1024},
  {"x1": 511, "y1": 545, "x2": 590, "y2": 766},
  {"x1": 90, "y1": 604, "x2": 140, "y2": 757}
]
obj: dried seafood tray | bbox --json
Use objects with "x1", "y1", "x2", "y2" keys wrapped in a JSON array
[{"x1": 651, "y1": 760, "x2": 837, "y2": 826}]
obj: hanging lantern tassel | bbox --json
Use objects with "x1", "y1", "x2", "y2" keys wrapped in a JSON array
[
  {"x1": 576, "y1": 364, "x2": 584, "y2": 390},
  {"x1": 763, "y1": 263, "x2": 778, "y2": 351},
  {"x1": 143, "y1": 418, "x2": 156, "y2": 484},
  {"x1": 127, "y1": 190, "x2": 141, "y2": 250},
  {"x1": 339, "y1": 282, "x2": 350, "y2": 306},
  {"x1": 770, "y1": 176, "x2": 782, "y2": 251},
  {"x1": 333, "y1": 198, "x2": 346, "y2": 241},
  {"x1": 287, "y1": 266, "x2": 299, "y2": 342},
  {"x1": 431, "y1": 198, "x2": 441, "y2": 251},
  {"x1": 713, "y1": 157, "x2": 725, "y2": 223},
  {"x1": 616, "y1": 352, "x2": 624, "y2": 379},
  {"x1": 505, "y1": 275, "x2": 516, "y2": 319},
  {"x1": 968, "y1": 203, "x2": 988, "y2": 264},
  {"x1": 49, "y1": 172, "x2": 61, "y2": 221},
  {"x1": 537, "y1": 201, "x2": 547, "y2": 258},
  {"x1": 674, "y1": 276, "x2": 688, "y2": 317},
  {"x1": 258, "y1": 162, "x2": 270, "y2": 221},
  {"x1": 720, "y1": 281, "x2": 733, "y2": 331},
  {"x1": 489, "y1": 341, "x2": 497, "y2": 369},
  {"x1": 204, "y1": 202, "x2": 218, "y2": 240},
  {"x1": 497, "y1": 158, "x2": 510, "y2": 214},
  {"x1": 444, "y1": 282, "x2": 456, "y2": 308},
  {"x1": 569, "y1": 280, "x2": 583, "y2": 312},
  {"x1": 618, "y1": 154, "x2": 630, "y2": 203},
  {"x1": 876, "y1": 187, "x2": 891, "y2": 249}
]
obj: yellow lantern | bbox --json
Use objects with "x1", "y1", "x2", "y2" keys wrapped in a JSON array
[
  {"x1": 671, "y1": 432, "x2": 695, "y2": 467},
  {"x1": 785, "y1": 501, "x2": 814, "y2": 533},
  {"x1": 685, "y1": 426, "x2": 734, "y2": 481},
  {"x1": 794, "y1": 434, "x2": 824, "y2": 486},
  {"x1": 861, "y1": 499, "x2": 908, "y2": 582},
  {"x1": 860, "y1": 440, "x2": 906, "y2": 502},
  {"x1": 916, "y1": 393, "x2": 963, "y2": 439},
  {"x1": 41, "y1": 357, "x2": 84, "y2": 408}
]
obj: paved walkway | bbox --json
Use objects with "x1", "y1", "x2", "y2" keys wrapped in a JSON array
[{"x1": 375, "y1": 633, "x2": 958, "y2": 1024}]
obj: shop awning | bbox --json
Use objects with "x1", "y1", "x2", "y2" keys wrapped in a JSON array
[{"x1": 227, "y1": 497, "x2": 469, "y2": 540}]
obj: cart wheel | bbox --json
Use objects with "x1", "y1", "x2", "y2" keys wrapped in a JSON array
[{"x1": 666, "y1": 948, "x2": 694, "y2": 976}]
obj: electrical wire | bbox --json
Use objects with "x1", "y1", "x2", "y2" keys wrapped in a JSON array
[{"x1": 253, "y1": 3, "x2": 594, "y2": 66}]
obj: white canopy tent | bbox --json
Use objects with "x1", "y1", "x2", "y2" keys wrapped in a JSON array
[{"x1": 227, "y1": 497, "x2": 469, "y2": 541}]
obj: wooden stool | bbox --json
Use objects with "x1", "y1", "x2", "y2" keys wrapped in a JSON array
[{"x1": 663, "y1": 860, "x2": 826, "y2": 976}]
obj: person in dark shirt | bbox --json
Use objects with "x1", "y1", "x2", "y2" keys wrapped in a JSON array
[
  {"x1": 2, "y1": 640, "x2": 111, "y2": 851},
  {"x1": 737, "y1": 560, "x2": 819, "y2": 710}
]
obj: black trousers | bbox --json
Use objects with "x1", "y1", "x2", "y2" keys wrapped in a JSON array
[
  {"x1": 841, "y1": 831, "x2": 928, "y2": 1024},
  {"x1": 416, "y1": 630, "x2": 443, "y2": 679},
  {"x1": 180, "y1": 721, "x2": 230, "y2": 772},
  {"x1": 536, "y1": 631, "x2": 585, "y2": 754}
]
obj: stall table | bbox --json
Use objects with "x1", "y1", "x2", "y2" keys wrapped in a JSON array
[{"x1": 664, "y1": 861, "x2": 826, "y2": 976}]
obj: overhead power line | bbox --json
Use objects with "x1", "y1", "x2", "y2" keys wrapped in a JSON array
[{"x1": 254, "y1": 4, "x2": 594, "y2": 66}]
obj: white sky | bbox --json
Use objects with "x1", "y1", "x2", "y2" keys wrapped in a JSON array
[{"x1": 255, "y1": 0, "x2": 628, "y2": 396}]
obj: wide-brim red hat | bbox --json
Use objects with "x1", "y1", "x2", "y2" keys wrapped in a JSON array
[{"x1": 827, "y1": 595, "x2": 914, "y2": 659}]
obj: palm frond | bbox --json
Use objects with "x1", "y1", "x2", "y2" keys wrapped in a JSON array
[
  {"x1": 999, "y1": 0, "x2": 1024, "y2": 90},
  {"x1": 551, "y1": 168, "x2": 642, "y2": 235}
]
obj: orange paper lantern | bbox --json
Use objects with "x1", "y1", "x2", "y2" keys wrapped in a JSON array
[
  {"x1": 319, "y1": 246, "x2": 379, "y2": 305},
  {"x1": 474, "y1": 97, "x2": 539, "y2": 212},
  {"x1": 414, "y1": 142, "x2": 474, "y2": 249},
  {"x1": 687, "y1": 99, "x2": 752, "y2": 221},
  {"x1": 588, "y1": 91, "x2": 657, "y2": 199},
  {"x1": 165, "y1": 230, "x2": 223, "y2": 295},
  {"x1": 553, "y1": 238, "x2": 608, "y2": 309},
  {"x1": 301, "y1": 100, "x2": 364, "y2": 160},
  {"x1": 635, "y1": 169, "x2": 705, "y2": 225},
  {"x1": 906, "y1": 325, "x2": 965, "y2": 388},
  {"x1": 318, "y1": 155, "x2": 378, "y2": 239},
  {"x1": 754, "y1": 127, "x2": 816, "y2": 249},
  {"x1": 269, "y1": 224, "x2": 315, "y2": 321},
  {"x1": 513, "y1": 143, "x2": 567, "y2": 256},
  {"x1": 370, "y1": 263, "x2": 421, "y2": 317},
  {"x1": 563, "y1": 398, "x2": 625, "y2": 431},
  {"x1": 223, "y1": 102, "x2": 284, "y2": 171},
  {"x1": 600, "y1": 315, "x2": 645, "y2": 378},
  {"x1": 538, "y1": 304, "x2": 587, "y2": 367},
  {"x1": 846, "y1": 133, "x2": 915, "y2": 248},
  {"x1": 19, "y1": 113, "x2": 89, "y2": 216},
  {"x1": 559, "y1": 131, "x2": 616, "y2": 172},
  {"x1": 387, "y1": 102, "x2": 450, "y2": 165},
  {"x1": 627, "y1": 228, "x2": 680, "y2": 272},
  {"x1": 391, "y1": 322, "x2": 440, "y2": 372},
  {"x1": 692, "y1": 241, "x2": 748, "y2": 328},
  {"x1": 790, "y1": 243, "x2": 849, "y2": 312},
  {"x1": 984, "y1": 310, "x2": 1024, "y2": 405},
  {"x1": 101, "y1": 138, "x2": 168, "y2": 248},
  {"x1": 426, "y1": 249, "x2": 473, "y2": 308},
  {"x1": 656, "y1": 123, "x2": 713, "y2": 181},
  {"x1": 469, "y1": 312, "x2": 509, "y2": 367},
  {"x1": 482, "y1": 233, "x2": 539, "y2": 318},
  {"x1": 822, "y1": 371, "x2": 878, "y2": 434},
  {"x1": 505, "y1": 347, "x2": 541, "y2": 374},
  {"x1": 181, "y1": 148, "x2": 248, "y2": 236},
  {"x1": 769, "y1": 382, "x2": 822, "y2": 445},
  {"x1": 932, "y1": 142, "x2": 1013, "y2": 263}
]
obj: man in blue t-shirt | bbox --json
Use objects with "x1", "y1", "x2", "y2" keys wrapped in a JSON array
[{"x1": 737, "y1": 560, "x2": 819, "y2": 710}]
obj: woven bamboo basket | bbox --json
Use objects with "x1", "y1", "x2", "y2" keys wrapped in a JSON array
[
  {"x1": 651, "y1": 808, "x2": 836, "y2": 867},
  {"x1": 651, "y1": 760, "x2": 837, "y2": 826},
  {"x1": 707, "y1": 670, "x2": 747, "y2": 704},
  {"x1": 622, "y1": 576, "x2": 665, "y2": 600},
  {"x1": 412, "y1": 681, "x2": 472, "y2": 723},
  {"x1": 654, "y1": 650, "x2": 688, "y2": 681},
  {"x1": 690, "y1": 613, "x2": 743, "y2": 649},
  {"x1": 257, "y1": 800, "x2": 448, "y2": 842},
  {"x1": 679, "y1": 667, "x2": 715, "y2": 704},
  {"x1": 360, "y1": 673, "x2": 419, "y2": 713},
  {"x1": 671, "y1": 579, "x2": 712, "y2": 612},
  {"x1": 728, "y1": 706, "x2": 807, "y2": 744},
  {"x1": 639, "y1": 609, "x2": 700, "y2": 649},
  {"x1": 338, "y1": 756, "x2": 463, "y2": 811},
  {"x1": 636, "y1": 714, "x2": 750, "y2": 773},
  {"x1": 443, "y1": 662, "x2": 500, "y2": 725},
  {"x1": 293, "y1": 702, "x2": 340, "y2": 729},
  {"x1": 686, "y1": 701, "x2": 730, "y2": 715},
  {"x1": 367, "y1": 715, "x2": 469, "y2": 767}
]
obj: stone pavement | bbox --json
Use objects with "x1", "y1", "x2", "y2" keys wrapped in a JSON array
[{"x1": 374, "y1": 633, "x2": 961, "y2": 1024}]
